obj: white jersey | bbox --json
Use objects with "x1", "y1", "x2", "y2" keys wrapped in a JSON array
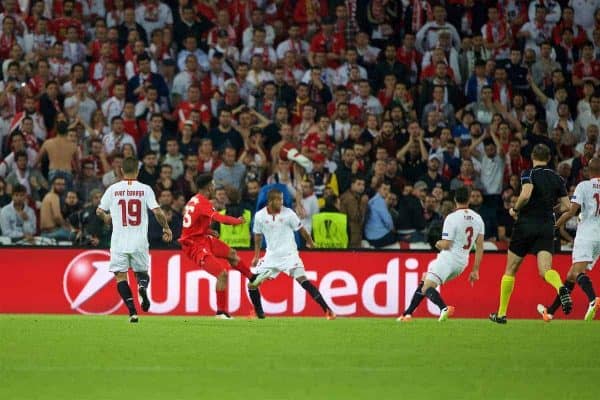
[
  {"x1": 253, "y1": 206, "x2": 302, "y2": 258},
  {"x1": 99, "y1": 180, "x2": 159, "y2": 253},
  {"x1": 441, "y1": 208, "x2": 485, "y2": 264},
  {"x1": 572, "y1": 178, "x2": 600, "y2": 238}
]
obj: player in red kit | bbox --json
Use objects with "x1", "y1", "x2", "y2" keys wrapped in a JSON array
[{"x1": 179, "y1": 174, "x2": 258, "y2": 319}]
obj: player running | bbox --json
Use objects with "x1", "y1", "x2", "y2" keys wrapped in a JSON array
[
  {"x1": 96, "y1": 157, "x2": 173, "y2": 323},
  {"x1": 179, "y1": 174, "x2": 258, "y2": 319},
  {"x1": 538, "y1": 157, "x2": 600, "y2": 322},
  {"x1": 397, "y1": 187, "x2": 484, "y2": 322},
  {"x1": 490, "y1": 144, "x2": 572, "y2": 324},
  {"x1": 247, "y1": 189, "x2": 336, "y2": 320}
]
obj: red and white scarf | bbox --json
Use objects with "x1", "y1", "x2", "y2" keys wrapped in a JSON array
[{"x1": 412, "y1": 0, "x2": 433, "y2": 33}]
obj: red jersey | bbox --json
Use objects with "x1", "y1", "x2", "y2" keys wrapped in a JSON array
[
  {"x1": 175, "y1": 101, "x2": 211, "y2": 126},
  {"x1": 52, "y1": 17, "x2": 84, "y2": 42},
  {"x1": 309, "y1": 31, "x2": 345, "y2": 68},
  {"x1": 180, "y1": 194, "x2": 243, "y2": 242}
]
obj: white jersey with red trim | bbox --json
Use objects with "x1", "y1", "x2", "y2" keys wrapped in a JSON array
[{"x1": 99, "y1": 179, "x2": 159, "y2": 253}]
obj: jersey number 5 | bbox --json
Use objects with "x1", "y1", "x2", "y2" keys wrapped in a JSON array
[
  {"x1": 118, "y1": 199, "x2": 141, "y2": 227},
  {"x1": 182, "y1": 197, "x2": 199, "y2": 228},
  {"x1": 463, "y1": 226, "x2": 474, "y2": 250}
]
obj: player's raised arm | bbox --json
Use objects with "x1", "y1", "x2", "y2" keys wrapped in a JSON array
[{"x1": 469, "y1": 234, "x2": 485, "y2": 286}]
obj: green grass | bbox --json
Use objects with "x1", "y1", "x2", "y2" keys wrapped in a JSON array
[{"x1": 1, "y1": 315, "x2": 600, "y2": 399}]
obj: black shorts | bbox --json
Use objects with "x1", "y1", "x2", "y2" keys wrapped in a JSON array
[{"x1": 509, "y1": 221, "x2": 555, "y2": 257}]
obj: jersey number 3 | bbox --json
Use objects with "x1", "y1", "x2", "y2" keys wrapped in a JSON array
[
  {"x1": 463, "y1": 226, "x2": 474, "y2": 250},
  {"x1": 118, "y1": 199, "x2": 141, "y2": 227}
]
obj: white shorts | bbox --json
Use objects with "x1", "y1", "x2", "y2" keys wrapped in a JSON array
[
  {"x1": 255, "y1": 253, "x2": 306, "y2": 280},
  {"x1": 109, "y1": 251, "x2": 149, "y2": 273},
  {"x1": 425, "y1": 253, "x2": 467, "y2": 285},
  {"x1": 572, "y1": 236, "x2": 600, "y2": 271}
]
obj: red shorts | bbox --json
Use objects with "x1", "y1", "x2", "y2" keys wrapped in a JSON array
[{"x1": 180, "y1": 236, "x2": 232, "y2": 276}]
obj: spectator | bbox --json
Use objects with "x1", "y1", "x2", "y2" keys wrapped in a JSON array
[
  {"x1": 397, "y1": 122, "x2": 428, "y2": 184},
  {"x1": 36, "y1": 127, "x2": 79, "y2": 189},
  {"x1": 0, "y1": 178, "x2": 11, "y2": 207},
  {"x1": 471, "y1": 133, "x2": 505, "y2": 203},
  {"x1": 161, "y1": 138, "x2": 184, "y2": 180},
  {"x1": 209, "y1": 108, "x2": 244, "y2": 154},
  {"x1": 149, "y1": 189, "x2": 182, "y2": 248},
  {"x1": 469, "y1": 188, "x2": 497, "y2": 241},
  {"x1": 396, "y1": 182, "x2": 427, "y2": 243},
  {"x1": 339, "y1": 175, "x2": 368, "y2": 248},
  {"x1": 0, "y1": 183, "x2": 36, "y2": 242},
  {"x1": 364, "y1": 181, "x2": 398, "y2": 248},
  {"x1": 240, "y1": 179, "x2": 260, "y2": 213},
  {"x1": 40, "y1": 176, "x2": 72, "y2": 240},
  {"x1": 137, "y1": 150, "x2": 159, "y2": 187},
  {"x1": 213, "y1": 147, "x2": 246, "y2": 192},
  {"x1": 300, "y1": 179, "x2": 319, "y2": 236},
  {"x1": 77, "y1": 188, "x2": 109, "y2": 247},
  {"x1": 497, "y1": 191, "x2": 517, "y2": 244},
  {"x1": 102, "y1": 153, "x2": 124, "y2": 187},
  {"x1": 102, "y1": 82, "x2": 125, "y2": 124},
  {"x1": 75, "y1": 160, "x2": 103, "y2": 205},
  {"x1": 6, "y1": 150, "x2": 48, "y2": 202},
  {"x1": 450, "y1": 159, "x2": 483, "y2": 191},
  {"x1": 176, "y1": 154, "x2": 199, "y2": 200},
  {"x1": 0, "y1": 132, "x2": 38, "y2": 178},
  {"x1": 102, "y1": 116, "x2": 137, "y2": 157},
  {"x1": 419, "y1": 155, "x2": 450, "y2": 192}
]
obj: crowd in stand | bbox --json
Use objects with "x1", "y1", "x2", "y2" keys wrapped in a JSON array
[{"x1": 0, "y1": 0, "x2": 599, "y2": 249}]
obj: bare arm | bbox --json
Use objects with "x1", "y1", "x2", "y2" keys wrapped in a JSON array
[
  {"x1": 252, "y1": 233, "x2": 263, "y2": 266},
  {"x1": 555, "y1": 201, "x2": 579, "y2": 228},
  {"x1": 435, "y1": 239, "x2": 453, "y2": 251},
  {"x1": 396, "y1": 138, "x2": 412, "y2": 163},
  {"x1": 152, "y1": 207, "x2": 173, "y2": 242},
  {"x1": 469, "y1": 234, "x2": 485, "y2": 286},
  {"x1": 527, "y1": 74, "x2": 548, "y2": 105},
  {"x1": 298, "y1": 226, "x2": 314, "y2": 248},
  {"x1": 512, "y1": 183, "x2": 534, "y2": 214},
  {"x1": 96, "y1": 207, "x2": 111, "y2": 224}
]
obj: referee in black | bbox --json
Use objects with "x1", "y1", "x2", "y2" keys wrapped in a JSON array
[{"x1": 490, "y1": 144, "x2": 572, "y2": 324}]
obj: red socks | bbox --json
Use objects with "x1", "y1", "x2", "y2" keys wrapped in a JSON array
[
  {"x1": 233, "y1": 258, "x2": 253, "y2": 279},
  {"x1": 216, "y1": 288, "x2": 228, "y2": 313}
]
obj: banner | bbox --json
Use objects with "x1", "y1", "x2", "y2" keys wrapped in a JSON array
[{"x1": 0, "y1": 249, "x2": 590, "y2": 319}]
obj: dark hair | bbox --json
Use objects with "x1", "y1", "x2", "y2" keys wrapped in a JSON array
[
  {"x1": 454, "y1": 186, "x2": 470, "y2": 204},
  {"x1": 323, "y1": 194, "x2": 339, "y2": 210},
  {"x1": 122, "y1": 157, "x2": 139, "y2": 174},
  {"x1": 589, "y1": 157, "x2": 600, "y2": 175},
  {"x1": 14, "y1": 150, "x2": 27, "y2": 161},
  {"x1": 267, "y1": 189, "x2": 282, "y2": 202},
  {"x1": 12, "y1": 183, "x2": 27, "y2": 194},
  {"x1": 531, "y1": 143, "x2": 551, "y2": 162},
  {"x1": 195, "y1": 173, "x2": 213, "y2": 189}
]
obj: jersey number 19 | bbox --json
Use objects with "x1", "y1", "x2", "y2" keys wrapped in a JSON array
[{"x1": 118, "y1": 199, "x2": 141, "y2": 227}]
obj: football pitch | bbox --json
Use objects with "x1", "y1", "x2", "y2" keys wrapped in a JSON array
[{"x1": 1, "y1": 315, "x2": 599, "y2": 399}]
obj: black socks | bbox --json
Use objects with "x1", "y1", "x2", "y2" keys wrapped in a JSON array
[
  {"x1": 548, "y1": 280, "x2": 575, "y2": 314},
  {"x1": 117, "y1": 281, "x2": 137, "y2": 316},
  {"x1": 301, "y1": 280, "x2": 330, "y2": 312},
  {"x1": 577, "y1": 273, "x2": 597, "y2": 302},
  {"x1": 424, "y1": 287, "x2": 447, "y2": 311},
  {"x1": 403, "y1": 281, "x2": 425, "y2": 316},
  {"x1": 248, "y1": 287, "x2": 264, "y2": 317}
]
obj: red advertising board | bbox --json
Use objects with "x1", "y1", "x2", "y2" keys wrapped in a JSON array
[{"x1": 0, "y1": 248, "x2": 590, "y2": 319}]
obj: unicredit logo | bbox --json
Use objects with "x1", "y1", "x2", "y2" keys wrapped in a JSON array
[{"x1": 63, "y1": 250, "x2": 122, "y2": 315}]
